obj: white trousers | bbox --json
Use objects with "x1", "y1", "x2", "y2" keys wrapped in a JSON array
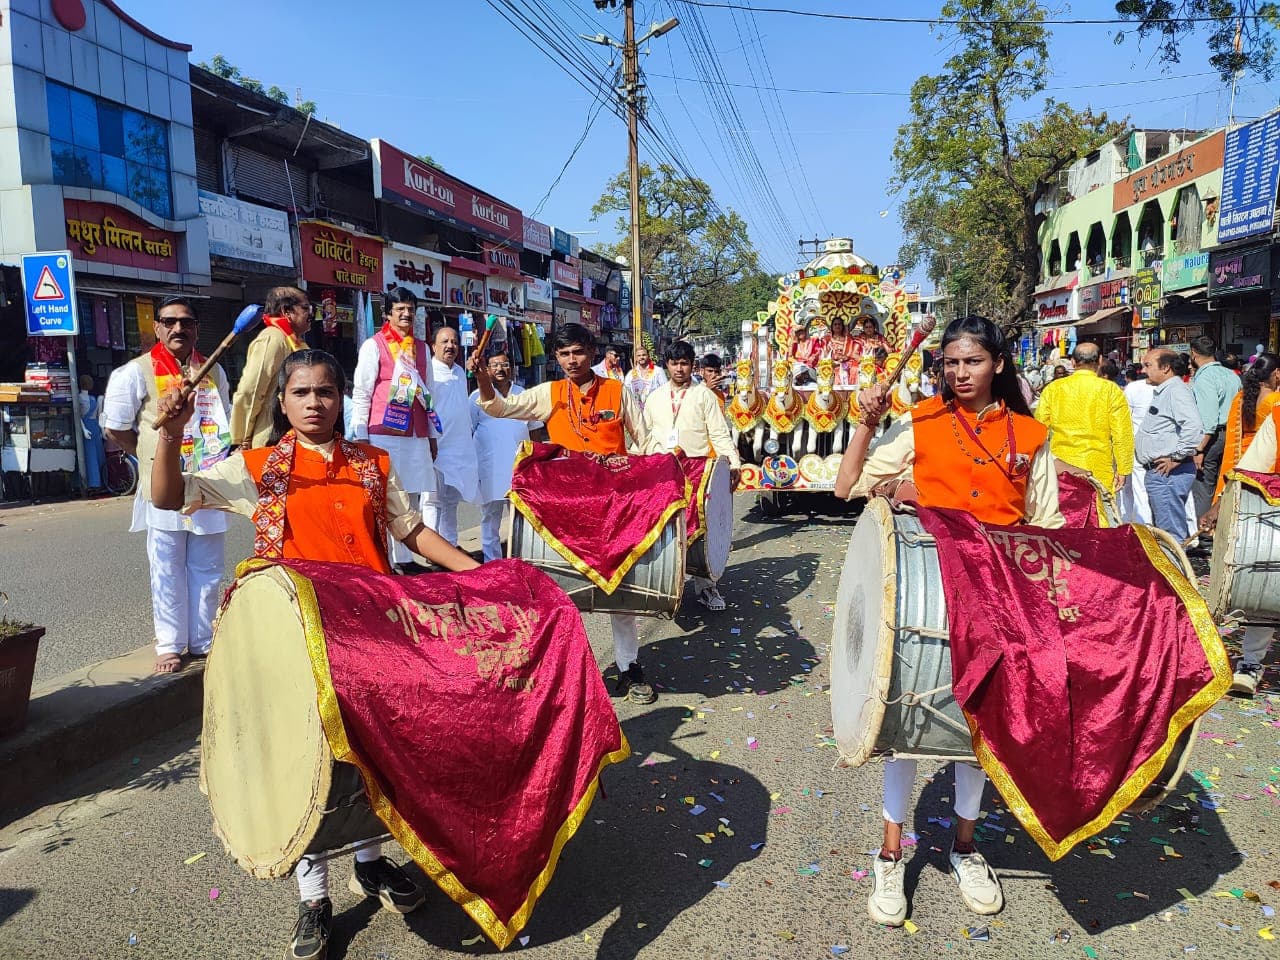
[
  {"x1": 145, "y1": 527, "x2": 225, "y2": 657},
  {"x1": 1119, "y1": 461, "x2": 1152, "y2": 524},
  {"x1": 296, "y1": 842, "x2": 382, "y2": 902},
  {"x1": 1242, "y1": 626, "x2": 1275, "y2": 666},
  {"x1": 882, "y1": 759, "x2": 986, "y2": 825},
  {"x1": 480, "y1": 500, "x2": 507, "y2": 562},
  {"x1": 611, "y1": 614, "x2": 639, "y2": 671},
  {"x1": 689, "y1": 575, "x2": 718, "y2": 593},
  {"x1": 421, "y1": 483, "x2": 464, "y2": 546}
]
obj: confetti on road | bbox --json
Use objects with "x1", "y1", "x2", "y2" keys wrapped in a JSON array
[
  {"x1": 183, "y1": 852, "x2": 207, "y2": 865},
  {"x1": 461, "y1": 935, "x2": 484, "y2": 946},
  {"x1": 903, "y1": 919, "x2": 919, "y2": 935}
]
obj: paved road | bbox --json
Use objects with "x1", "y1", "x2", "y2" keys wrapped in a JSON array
[
  {"x1": 0, "y1": 495, "x2": 479, "y2": 684},
  {"x1": 2, "y1": 500, "x2": 1277, "y2": 959}
]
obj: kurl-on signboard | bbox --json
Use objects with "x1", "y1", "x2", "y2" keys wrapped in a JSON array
[{"x1": 372, "y1": 139, "x2": 523, "y2": 247}]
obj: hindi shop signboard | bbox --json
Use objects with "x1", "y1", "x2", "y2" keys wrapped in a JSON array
[
  {"x1": 1113, "y1": 130, "x2": 1224, "y2": 212},
  {"x1": 198, "y1": 190, "x2": 293, "y2": 268},
  {"x1": 372, "y1": 139, "x2": 522, "y2": 247},
  {"x1": 64, "y1": 199, "x2": 178, "y2": 273},
  {"x1": 1079, "y1": 277, "x2": 1131, "y2": 314},
  {"x1": 522, "y1": 217, "x2": 552, "y2": 255},
  {"x1": 383, "y1": 242, "x2": 446, "y2": 304},
  {"x1": 299, "y1": 221, "x2": 382, "y2": 293},
  {"x1": 1208, "y1": 243, "x2": 1271, "y2": 297},
  {"x1": 1217, "y1": 111, "x2": 1280, "y2": 243},
  {"x1": 1133, "y1": 268, "x2": 1162, "y2": 328}
]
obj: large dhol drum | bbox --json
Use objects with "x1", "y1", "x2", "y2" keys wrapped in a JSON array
[
  {"x1": 509, "y1": 509, "x2": 685, "y2": 617},
  {"x1": 1209, "y1": 478, "x2": 1280, "y2": 624},
  {"x1": 204, "y1": 565, "x2": 385, "y2": 879},
  {"x1": 831, "y1": 498, "x2": 1197, "y2": 812},
  {"x1": 686, "y1": 456, "x2": 734, "y2": 581}
]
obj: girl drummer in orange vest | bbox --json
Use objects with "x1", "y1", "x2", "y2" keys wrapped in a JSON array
[
  {"x1": 151, "y1": 348, "x2": 479, "y2": 960},
  {"x1": 834, "y1": 316, "x2": 1064, "y2": 930}
]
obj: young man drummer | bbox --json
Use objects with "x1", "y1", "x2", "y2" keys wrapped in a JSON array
[
  {"x1": 152, "y1": 349, "x2": 478, "y2": 960},
  {"x1": 834, "y1": 316, "x2": 1063, "y2": 929},
  {"x1": 645, "y1": 339, "x2": 741, "y2": 611},
  {"x1": 468, "y1": 322, "x2": 658, "y2": 703}
]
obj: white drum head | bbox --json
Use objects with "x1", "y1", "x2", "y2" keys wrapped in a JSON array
[
  {"x1": 204, "y1": 566, "x2": 335, "y2": 878},
  {"x1": 699, "y1": 457, "x2": 734, "y2": 581},
  {"x1": 830, "y1": 498, "x2": 897, "y2": 766}
]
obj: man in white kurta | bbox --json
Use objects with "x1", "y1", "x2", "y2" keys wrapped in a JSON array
[
  {"x1": 102, "y1": 298, "x2": 231, "y2": 673},
  {"x1": 645, "y1": 341, "x2": 741, "y2": 611},
  {"x1": 349, "y1": 287, "x2": 438, "y2": 566},
  {"x1": 423, "y1": 325, "x2": 479, "y2": 545},
  {"x1": 469, "y1": 352, "x2": 542, "y2": 561}
]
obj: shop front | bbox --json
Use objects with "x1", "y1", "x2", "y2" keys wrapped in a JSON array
[
  {"x1": 299, "y1": 220, "x2": 383, "y2": 372},
  {"x1": 1076, "y1": 275, "x2": 1134, "y2": 357},
  {"x1": 383, "y1": 241, "x2": 448, "y2": 340},
  {"x1": 198, "y1": 190, "x2": 296, "y2": 382},
  {"x1": 1208, "y1": 242, "x2": 1272, "y2": 354},
  {"x1": 1033, "y1": 281, "x2": 1078, "y2": 363},
  {"x1": 1160, "y1": 250, "x2": 1211, "y2": 349}
]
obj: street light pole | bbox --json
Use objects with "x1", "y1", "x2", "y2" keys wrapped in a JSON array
[{"x1": 624, "y1": 0, "x2": 643, "y2": 359}]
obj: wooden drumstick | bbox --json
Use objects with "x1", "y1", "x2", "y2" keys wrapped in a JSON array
[
  {"x1": 881, "y1": 315, "x2": 937, "y2": 390},
  {"x1": 153, "y1": 304, "x2": 262, "y2": 429},
  {"x1": 471, "y1": 314, "x2": 499, "y2": 359}
]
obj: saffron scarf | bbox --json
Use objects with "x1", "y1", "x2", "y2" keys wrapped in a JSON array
[
  {"x1": 251, "y1": 430, "x2": 388, "y2": 559},
  {"x1": 261, "y1": 313, "x2": 305, "y2": 350}
]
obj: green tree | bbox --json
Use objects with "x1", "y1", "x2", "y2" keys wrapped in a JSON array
[
  {"x1": 415, "y1": 154, "x2": 445, "y2": 171},
  {"x1": 196, "y1": 54, "x2": 317, "y2": 115},
  {"x1": 1115, "y1": 0, "x2": 1280, "y2": 82},
  {"x1": 591, "y1": 162, "x2": 759, "y2": 337},
  {"x1": 686, "y1": 270, "x2": 777, "y2": 356},
  {"x1": 893, "y1": 0, "x2": 1126, "y2": 328}
]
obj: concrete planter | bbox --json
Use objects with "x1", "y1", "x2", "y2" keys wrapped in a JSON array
[{"x1": 0, "y1": 625, "x2": 44, "y2": 738}]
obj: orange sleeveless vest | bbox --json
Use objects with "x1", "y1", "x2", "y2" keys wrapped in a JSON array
[
  {"x1": 243, "y1": 442, "x2": 395, "y2": 574},
  {"x1": 545, "y1": 376, "x2": 627, "y2": 456},
  {"x1": 910, "y1": 395, "x2": 1048, "y2": 525}
]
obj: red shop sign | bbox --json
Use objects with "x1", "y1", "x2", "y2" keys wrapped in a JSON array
[
  {"x1": 373, "y1": 139, "x2": 523, "y2": 247},
  {"x1": 64, "y1": 199, "x2": 179, "y2": 273},
  {"x1": 551, "y1": 259, "x2": 580, "y2": 290},
  {"x1": 299, "y1": 221, "x2": 382, "y2": 293},
  {"x1": 482, "y1": 241, "x2": 522, "y2": 277}
]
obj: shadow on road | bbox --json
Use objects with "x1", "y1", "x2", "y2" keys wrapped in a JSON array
[
  {"x1": 900, "y1": 762, "x2": 1238, "y2": 933},
  {"x1": 0, "y1": 889, "x2": 35, "y2": 925},
  {"x1": 323, "y1": 708, "x2": 772, "y2": 959}
]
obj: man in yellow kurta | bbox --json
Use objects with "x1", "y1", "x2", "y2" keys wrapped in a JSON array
[
  {"x1": 1034, "y1": 342, "x2": 1134, "y2": 494},
  {"x1": 230, "y1": 286, "x2": 311, "y2": 449}
]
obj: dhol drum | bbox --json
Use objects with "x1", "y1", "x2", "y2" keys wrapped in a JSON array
[
  {"x1": 203, "y1": 564, "x2": 385, "y2": 879},
  {"x1": 830, "y1": 498, "x2": 1198, "y2": 812},
  {"x1": 1208, "y1": 477, "x2": 1280, "y2": 624},
  {"x1": 1055, "y1": 465, "x2": 1122, "y2": 528},
  {"x1": 509, "y1": 509, "x2": 685, "y2": 618},
  {"x1": 686, "y1": 456, "x2": 734, "y2": 581}
]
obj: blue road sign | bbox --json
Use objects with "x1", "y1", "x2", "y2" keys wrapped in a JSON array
[{"x1": 21, "y1": 250, "x2": 79, "y2": 337}]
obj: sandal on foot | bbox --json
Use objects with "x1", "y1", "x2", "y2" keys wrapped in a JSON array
[{"x1": 154, "y1": 653, "x2": 184, "y2": 674}]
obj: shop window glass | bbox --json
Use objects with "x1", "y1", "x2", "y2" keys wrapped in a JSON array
[
  {"x1": 46, "y1": 83, "x2": 72, "y2": 143},
  {"x1": 45, "y1": 80, "x2": 172, "y2": 219},
  {"x1": 96, "y1": 101, "x2": 125, "y2": 156}
]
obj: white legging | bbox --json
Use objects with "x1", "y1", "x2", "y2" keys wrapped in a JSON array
[
  {"x1": 296, "y1": 842, "x2": 383, "y2": 902},
  {"x1": 1242, "y1": 626, "x2": 1275, "y2": 666},
  {"x1": 883, "y1": 759, "x2": 986, "y2": 825}
]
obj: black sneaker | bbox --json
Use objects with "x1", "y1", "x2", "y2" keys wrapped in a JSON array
[
  {"x1": 1230, "y1": 661, "x2": 1263, "y2": 698},
  {"x1": 286, "y1": 899, "x2": 331, "y2": 960},
  {"x1": 616, "y1": 664, "x2": 656, "y2": 704},
  {"x1": 347, "y1": 857, "x2": 425, "y2": 914}
]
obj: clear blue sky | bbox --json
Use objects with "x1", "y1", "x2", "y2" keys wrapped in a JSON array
[{"x1": 124, "y1": 0, "x2": 1278, "y2": 282}]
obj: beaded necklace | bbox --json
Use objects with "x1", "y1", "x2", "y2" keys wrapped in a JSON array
[
  {"x1": 948, "y1": 400, "x2": 1016, "y2": 479},
  {"x1": 565, "y1": 375, "x2": 601, "y2": 445}
]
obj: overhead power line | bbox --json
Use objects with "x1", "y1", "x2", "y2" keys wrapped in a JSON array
[{"x1": 671, "y1": 0, "x2": 1263, "y2": 27}]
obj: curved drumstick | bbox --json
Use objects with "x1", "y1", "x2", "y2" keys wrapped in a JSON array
[{"x1": 153, "y1": 304, "x2": 262, "y2": 429}]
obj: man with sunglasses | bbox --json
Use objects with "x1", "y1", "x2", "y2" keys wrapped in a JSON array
[
  {"x1": 230, "y1": 285, "x2": 312, "y2": 450},
  {"x1": 103, "y1": 297, "x2": 233, "y2": 673}
]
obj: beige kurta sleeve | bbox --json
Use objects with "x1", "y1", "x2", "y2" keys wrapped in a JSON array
[
  {"x1": 701, "y1": 388, "x2": 740, "y2": 468},
  {"x1": 230, "y1": 330, "x2": 290, "y2": 447},
  {"x1": 1024, "y1": 444, "x2": 1065, "y2": 529},
  {"x1": 621, "y1": 386, "x2": 648, "y2": 453},
  {"x1": 1237, "y1": 414, "x2": 1278, "y2": 472},
  {"x1": 477, "y1": 381, "x2": 553, "y2": 422},
  {"x1": 845, "y1": 415, "x2": 916, "y2": 500},
  {"x1": 181, "y1": 452, "x2": 259, "y2": 517},
  {"x1": 385, "y1": 465, "x2": 425, "y2": 542}
]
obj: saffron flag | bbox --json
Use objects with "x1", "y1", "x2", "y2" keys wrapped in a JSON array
[
  {"x1": 255, "y1": 557, "x2": 629, "y2": 948},
  {"x1": 508, "y1": 442, "x2": 688, "y2": 593},
  {"x1": 915, "y1": 507, "x2": 1230, "y2": 860}
]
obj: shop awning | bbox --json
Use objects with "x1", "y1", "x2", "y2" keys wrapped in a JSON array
[
  {"x1": 1075, "y1": 306, "x2": 1131, "y2": 335},
  {"x1": 75, "y1": 277, "x2": 210, "y2": 298}
]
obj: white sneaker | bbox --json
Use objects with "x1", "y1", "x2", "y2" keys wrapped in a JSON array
[
  {"x1": 948, "y1": 846, "x2": 1004, "y2": 915},
  {"x1": 867, "y1": 856, "x2": 907, "y2": 926}
]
